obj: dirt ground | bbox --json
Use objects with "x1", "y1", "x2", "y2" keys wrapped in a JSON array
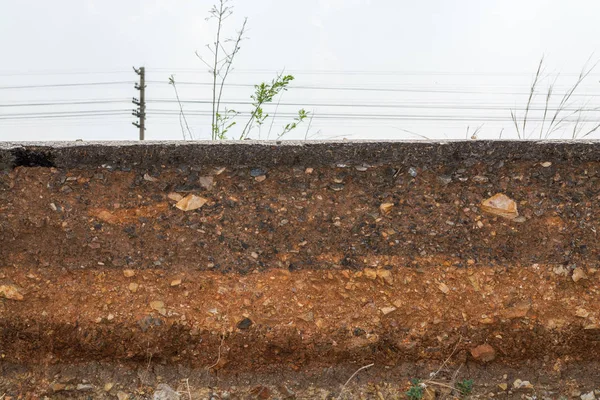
[{"x1": 1, "y1": 158, "x2": 600, "y2": 398}]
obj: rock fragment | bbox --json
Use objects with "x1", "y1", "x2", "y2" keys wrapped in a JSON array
[
  {"x1": 470, "y1": 344, "x2": 496, "y2": 362},
  {"x1": 481, "y1": 193, "x2": 518, "y2": 220},
  {"x1": 0, "y1": 284, "x2": 24, "y2": 301},
  {"x1": 175, "y1": 194, "x2": 208, "y2": 211}
]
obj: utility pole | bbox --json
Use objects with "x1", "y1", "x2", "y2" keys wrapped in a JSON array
[{"x1": 132, "y1": 66, "x2": 146, "y2": 140}]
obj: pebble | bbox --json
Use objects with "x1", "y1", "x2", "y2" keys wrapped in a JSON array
[
  {"x1": 150, "y1": 300, "x2": 167, "y2": 316},
  {"x1": 128, "y1": 283, "x2": 139, "y2": 292},
  {"x1": 379, "y1": 203, "x2": 394, "y2": 214},
  {"x1": 198, "y1": 176, "x2": 214, "y2": 189},
  {"x1": 175, "y1": 194, "x2": 208, "y2": 211},
  {"x1": 470, "y1": 344, "x2": 496, "y2": 362},
  {"x1": 408, "y1": 167, "x2": 418, "y2": 177},
  {"x1": 380, "y1": 306, "x2": 397, "y2": 315},
  {"x1": 575, "y1": 308, "x2": 589, "y2": 318},
  {"x1": 438, "y1": 282, "x2": 450, "y2": 294},
  {"x1": 572, "y1": 267, "x2": 588, "y2": 282},
  {"x1": 254, "y1": 175, "x2": 267, "y2": 182},
  {"x1": 153, "y1": 383, "x2": 181, "y2": 400},
  {"x1": 123, "y1": 269, "x2": 135, "y2": 278},
  {"x1": 329, "y1": 183, "x2": 345, "y2": 191},
  {"x1": 167, "y1": 192, "x2": 184, "y2": 202},
  {"x1": 364, "y1": 268, "x2": 378, "y2": 279},
  {"x1": 117, "y1": 392, "x2": 130, "y2": 400},
  {"x1": 438, "y1": 175, "x2": 452, "y2": 185},
  {"x1": 143, "y1": 173, "x2": 158, "y2": 182},
  {"x1": 237, "y1": 317, "x2": 253, "y2": 330},
  {"x1": 512, "y1": 379, "x2": 534, "y2": 390},
  {"x1": 553, "y1": 266, "x2": 569, "y2": 276},
  {"x1": 170, "y1": 279, "x2": 182, "y2": 287},
  {"x1": 0, "y1": 284, "x2": 24, "y2": 301},
  {"x1": 541, "y1": 161, "x2": 552, "y2": 167},
  {"x1": 250, "y1": 168, "x2": 266, "y2": 177},
  {"x1": 355, "y1": 166, "x2": 368, "y2": 172},
  {"x1": 305, "y1": 167, "x2": 314, "y2": 174},
  {"x1": 377, "y1": 269, "x2": 394, "y2": 285},
  {"x1": 76, "y1": 384, "x2": 94, "y2": 391},
  {"x1": 104, "y1": 383, "x2": 114, "y2": 392},
  {"x1": 481, "y1": 193, "x2": 519, "y2": 220},
  {"x1": 498, "y1": 383, "x2": 508, "y2": 391},
  {"x1": 472, "y1": 175, "x2": 489, "y2": 183},
  {"x1": 581, "y1": 392, "x2": 596, "y2": 400}
]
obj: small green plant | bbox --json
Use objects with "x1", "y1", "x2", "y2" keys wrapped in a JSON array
[
  {"x1": 456, "y1": 379, "x2": 474, "y2": 397},
  {"x1": 170, "y1": 0, "x2": 309, "y2": 140},
  {"x1": 405, "y1": 379, "x2": 424, "y2": 400}
]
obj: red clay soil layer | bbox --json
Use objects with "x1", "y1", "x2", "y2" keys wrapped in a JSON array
[{"x1": 1, "y1": 142, "x2": 600, "y2": 396}]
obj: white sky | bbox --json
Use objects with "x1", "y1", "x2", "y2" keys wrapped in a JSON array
[{"x1": 1, "y1": 0, "x2": 600, "y2": 141}]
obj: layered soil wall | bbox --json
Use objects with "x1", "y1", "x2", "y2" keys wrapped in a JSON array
[{"x1": 1, "y1": 141, "x2": 600, "y2": 398}]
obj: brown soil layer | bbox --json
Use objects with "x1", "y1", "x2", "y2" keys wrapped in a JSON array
[{"x1": 2, "y1": 148, "x2": 600, "y2": 395}]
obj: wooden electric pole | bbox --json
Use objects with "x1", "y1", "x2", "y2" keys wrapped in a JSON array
[{"x1": 132, "y1": 66, "x2": 146, "y2": 140}]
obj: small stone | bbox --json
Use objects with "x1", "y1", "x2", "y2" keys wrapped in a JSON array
[
  {"x1": 364, "y1": 268, "x2": 378, "y2": 279},
  {"x1": 355, "y1": 166, "x2": 368, "y2": 172},
  {"x1": 77, "y1": 384, "x2": 94, "y2": 391},
  {"x1": 237, "y1": 317, "x2": 253, "y2": 330},
  {"x1": 472, "y1": 175, "x2": 489, "y2": 183},
  {"x1": 251, "y1": 252, "x2": 259, "y2": 259},
  {"x1": 128, "y1": 282, "x2": 139, "y2": 292},
  {"x1": 377, "y1": 269, "x2": 394, "y2": 285},
  {"x1": 438, "y1": 175, "x2": 452, "y2": 185},
  {"x1": 175, "y1": 194, "x2": 208, "y2": 211},
  {"x1": 329, "y1": 183, "x2": 345, "y2": 191},
  {"x1": 198, "y1": 176, "x2": 214, "y2": 190},
  {"x1": 481, "y1": 193, "x2": 519, "y2": 220},
  {"x1": 143, "y1": 173, "x2": 158, "y2": 182},
  {"x1": 117, "y1": 392, "x2": 130, "y2": 400},
  {"x1": 541, "y1": 162, "x2": 552, "y2": 167},
  {"x1": 167, "y1": 192, "x2": 184, "y2": 202},
  {"x1": 170, "y1": 279, "x2": 182, "y2": 287},
  {"x1": 152, "y1": 383, "x2": 181, "y2": 400},
  {"x1": 305, "y1": 167, "x2": 314, "y2": 174},
  {"x1": 513, "y1": 216, "x2": 527, "y2": 223},
  {"x1": 470, "y1": 344, "x2": 496, "y2": 362},
  {"x1": 503, "y1": 301, "x2": 531, "y2": 319},
  {"x1": 512, "y1": 379, "x2": 533, "y2": 390},
  {"x1": 96, "y1": 210, "x2": 118, "y2": 224},
  {"x1": 51, "y1": 383, "x2": 66, "y2": 392},
  {"x1": 498, "y1": 383, "x2": 508, "y2": 391},
  {"x1": 553, "y1": 266, "x2": 569, "y2": 276},
  {"x1": 250, "y1": 168, "x2": 266, "y2": 177},
  {"x1": 379, "y1": 203, "x2": 394, "y2": 214},
  {"x1": 255, "y1": 175, "x2": 266, "y2": 182},
  {"x1": 150, "y1": 300, "x2": 166, "y2": 316},
  {"x1": 0, "y1": 284, "x2": 23, "y2": 301},
  {"x1": 572, "y1": 267, "x2": 588, "y2": 282},
  {"x1": 380, "y1": 306, "x2": 397, "y2": 315},
  {"x1": 408, "y1": 167, "x2": 418, "y2": 177},
  {"x1": 580, "y1": 391, "x2": 596, "y2": 400},
  {"x1": 107, "y1": 313, "x2": 115, "y2": 321},
  {"x1": 123, "y1": 269, "x2": 135, "y2": 278},
  {"x1": 576, "y1": 307, "x2": 589, "y2": 318},
  {"x1": 438, "y1": 282, "x2": 450, "y2": 294},
  {"x1": 104, "y1": 383, "x2": 114, "y2": 392},
  {"x1": 299, "y1": 311, "x2": 314, "y2": 322},
  {"x1": 49, "y1": 203, "x2": 58, "y2": 211}
]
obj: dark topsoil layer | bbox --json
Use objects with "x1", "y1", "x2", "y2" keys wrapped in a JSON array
[{"x1": 1, "y1": 141, "x2": 599, "y2": 271}]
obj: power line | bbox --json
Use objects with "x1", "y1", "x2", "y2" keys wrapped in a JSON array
[
  {"x1": 144, "y1": 98, "x2": 600, "y2": 113},
  {"x1": 145, "y1": 80, "x2": 600, "y2": 96},
  {"x1": 0, "y1": 81, "x2": 134, "y2": 90},
  {"x1": 0, "y1": 99, "x2": 130, "y2": 107}
]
